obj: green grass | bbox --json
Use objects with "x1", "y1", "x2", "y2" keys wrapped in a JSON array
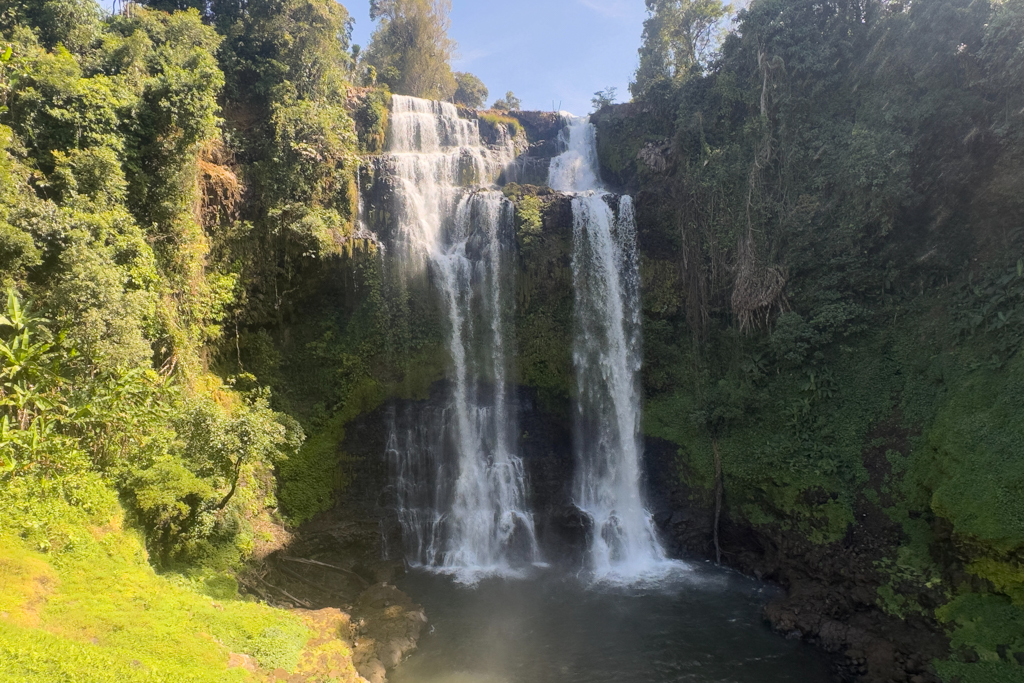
[
  {"x1": 0, "y1": 473, "x2": 310, "y2": 681},
  {"x1": 479, "y1": 112, "x2": 524, "y2": 139}
]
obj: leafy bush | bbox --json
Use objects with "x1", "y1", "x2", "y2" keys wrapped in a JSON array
[{"x1": 0, "y1": 290, "x2": 302, "y2": 567}]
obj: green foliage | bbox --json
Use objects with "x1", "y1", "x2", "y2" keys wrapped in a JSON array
[
  {"x1": 0, "y1": 288, "x2": 300, "y2": 566},
  {"x1": 213, "y1": 0, "x2": 362, "y2": 327},
  {"x1": 453, "y1": 71, "x2": 487, "y2": 108},
  {"x1": 591, "y1": 86, "x2": 617, "y2": 112},
  {"x1": 632, "y1": 0, "x2": 730, "y2": 97},
  {"x1": 491, "y1": 90, "x2": 521, "y2": 111},
  {"x1": 365, "y1": 0, "x2": 457, "y2": 100},
  {"x1": 353, "y1": 87, "x2": 391, "y2": 154},
  {"x1": 0, "y1": 4, "x2": 240, "y2": 377},
  {"x1": 510, "y1": 197, "x2": 574, "y2": 412},
  {"x1": 613, "y1": 5, "x2": 1024, "y2": 650},
  {"x1": 0, "y1": 2, "x2": 373, "y2": 675},
  {"x1": 26, "y1": 0, "x2": 102, "y2": 52},
  {"x1": 478, "y1": 111, "x2": 524, "y2": 140},
  {"x1": 514, "y1": 195, "x2": 542, "y2": 246},
  {"x1": 936, "y1": 592, "x2": 1024, "y2": 669},
  {"x1": 590, "y1": 100, "x2": 675, "y2": 189},
  {"x1": 278, "y1": 377, "x2": 385, "y2": 524},
  {"x1": 0, "y1": 289, "x2": 89, "y2": 477},
  {"x1": 951, "y1": 260, "x2": 1024, "y2": 365},
  {"x1": 924, "y1": 352, "x2": 1024, "y2": 553},
  {"x1": 126, "y1": 386, "x2": 302, "y2": 565}
]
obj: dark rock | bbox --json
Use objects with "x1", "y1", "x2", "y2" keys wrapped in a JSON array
[
  {"x1": 329, "y1": 379, "x2": 952, "y2": 683},
  {"x1": 501, "y1": 156, "x2": 552, "y2": 185},
  {"x1": 636, "y1": 140, "x2": 672, "y2": 174}
]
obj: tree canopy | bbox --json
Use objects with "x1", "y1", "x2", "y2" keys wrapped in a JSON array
[
  {"x1": 632, "y1": 0, "x2": 730, "y2": 97},
  {"x1": 591, "y1": 86, "x2": 617, "y2": 111},
  {"x1": 453, "y1": 70, "x2": 487, "y2": 108},
  {"x1": 364, "y1": 0, "x2": 457, "y2": 100},
  {"x1": 0, "y1": 0, "x2": 366, "y2": 572},
  {"x1": 492, "y1": 90, "x2": 521, "y2": 111}
]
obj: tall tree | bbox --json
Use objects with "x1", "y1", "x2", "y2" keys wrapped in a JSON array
[
  {"x1": 452, "y1": 71, "x2": 487, "y2": 108},
  {"x1": 210, "y1": 0, "x2": 361, "y2": 325},
  {"x1": 592, "y1": 86, "x2": 617, "y2": 111},
  {"x1": 365, "y1": 0, "x2": 457, "y2": 100},
  {"x1": 632, "y1": 0, "x2": 729, "y2": 97}
]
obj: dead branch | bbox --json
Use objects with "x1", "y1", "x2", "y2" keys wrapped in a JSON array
[{"x1": 280, "y1": 556, "x2": 370, "y2": 588}]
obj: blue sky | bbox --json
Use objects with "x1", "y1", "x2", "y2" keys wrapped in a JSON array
[
  {"x1": 349, "y1": 1, "x2": 649, "y2": 114},
  {"x1": 98, "y1": 1, "x2": 650, "y2": 114}
]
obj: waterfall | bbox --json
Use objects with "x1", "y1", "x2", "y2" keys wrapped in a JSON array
[
  {"x1": 383, "y1": 95, "x2": 539, "y2": 579},
  {"x1": 550, "y1": 115, "x2": 668, "y2": 578}
]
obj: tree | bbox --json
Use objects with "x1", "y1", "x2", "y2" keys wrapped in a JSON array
[
  {"x1": 492, "y1": 90, "x2": 521, "y2": 111},
  {"x1": 453, "y1": 71, "x2": 487, "y2": 108},
  {"x1": 632, "y1": 0, "x2": 730, "y2": 97},
  {"x1": 22, "y1": 0, "x2": 101, "y2": 52},
  {"x1": 364, "y1": 0, "x2": 457, "y2": 100},
  {"x1": 211, "y1": 0, "x2": 361, "y2": 328},
  {"x1": 591, "y1": 86, "x2": 617, "y2": 111}
]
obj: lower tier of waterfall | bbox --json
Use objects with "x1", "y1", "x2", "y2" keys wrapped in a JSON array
[{"x1": 570, "y1": 192, "x2": 668, "y2": 578}]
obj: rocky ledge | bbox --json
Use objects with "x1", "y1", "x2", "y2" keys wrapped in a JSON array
[{"x1": 241, "y1": 501, "x2": 426, "y2": 682}]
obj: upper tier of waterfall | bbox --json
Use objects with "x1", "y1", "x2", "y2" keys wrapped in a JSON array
[
  {"x1": 548, "y1": 114, "x2": 602, "y2": 193},
  {"x1": 384, "y1": 96, "x2": 515, "y2": 268}
]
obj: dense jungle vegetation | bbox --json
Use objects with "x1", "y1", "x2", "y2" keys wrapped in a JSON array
[
  {"x1": 590, "y1": 0, "x2": 1024, "y2": 679},
  {"x1": 0, "y1": 0, "x2": 1022, "y2": 679},
  {"x1": 0, "y1": 0, "x2": 385, "y2": 677}
]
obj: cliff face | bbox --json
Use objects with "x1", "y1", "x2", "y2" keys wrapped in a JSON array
[
  {"x1": 267, "y1": 99, "x2": 1023, "y2": 683},
  {"x1": 319, "y1": 180, "x2": 952, "y2": 682},
  {"x1": 586, "y1": 97, "x2": 1024, "y2": 683}
]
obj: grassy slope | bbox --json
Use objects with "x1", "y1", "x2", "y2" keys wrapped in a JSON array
[{"x1": 0, "y1": 473, "x2": 362, "y2": 682}]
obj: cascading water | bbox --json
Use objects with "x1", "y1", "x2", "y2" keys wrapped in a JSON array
[
  {"x1": 383, "y1": 95, "x2": 539, "y2": 579},
  {"x1": 550, "y1": 115, "x2": 669, "y2": 578}
]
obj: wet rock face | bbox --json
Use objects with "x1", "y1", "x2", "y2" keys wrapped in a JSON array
[
  {"x1": 501, "y1": 156, "x2": 552, "y2": 186},
  {"x1": 339, "y1": 384, "x2": 683, "y2": 570},
  {"x1": 513, "y1": 389, "x2": 583, "y2": 563},
  {"x1": 508, "y1": 111, "x2": 563, "y2": 152},
  {"x1": 636, "y1": 140, "x2": 673, "y2": 174},
  {"x1": 340, "y1": 384, "x2": 589, "y2": 567}
]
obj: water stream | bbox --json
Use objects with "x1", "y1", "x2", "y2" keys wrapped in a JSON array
[
  {"x1": 550, "y1": 115, "x2": 669, "y2": 579},
  {"x1": 385, "y1": 95, "x2": 540, "y2": 579}
]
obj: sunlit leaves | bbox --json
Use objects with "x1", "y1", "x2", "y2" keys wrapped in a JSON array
[
  {"x1": 364, "y1": 0, "x2": 457, "y2": 100},
  {"x1": 632, "y1": 0, "x2": 730, "y2": 97}
]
